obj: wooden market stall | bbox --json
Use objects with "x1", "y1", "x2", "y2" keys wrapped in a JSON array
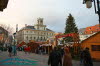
[
  {"x1": 40, "y1": 44, "x2": 52, "y2": 54},
  {"x1": 27, "y1": 42, "x2": 39, "y2": 53},
  {"x1": 17, "y1": 41, "x2": 26, "y2": 47},
  {"x1": 81, "y1": 31, "x2": 100, "y2": 61}
]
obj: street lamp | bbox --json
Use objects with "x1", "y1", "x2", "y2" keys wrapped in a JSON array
[
  {"x1": 83, "y1": 0, "x2": 100, "y2": 27},
  {"x1": 13, "y1": 33, "x2": 16, "y2": 45}
]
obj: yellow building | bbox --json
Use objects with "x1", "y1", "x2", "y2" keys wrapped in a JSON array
[{"x1": 16, "y1": 18, "x2": 55, "y2": 43}]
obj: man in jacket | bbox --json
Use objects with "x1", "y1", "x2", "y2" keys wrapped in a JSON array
[{"x1": 48, "y1": 47, "x2": 62, "y2": 66}]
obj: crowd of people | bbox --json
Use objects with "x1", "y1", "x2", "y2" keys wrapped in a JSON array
[
  {"x1": 48, "y1": 45, "x2": 72, "y2": 66},
  {"x1": 80, "y1": 47, "x2": 93, "y2": 66},
  {"x1": 7, "y1": 44, "x2": 93, "y2": 66},
  {"x1": 48, "y1": 46, "x2": 93, "y2": 66}
]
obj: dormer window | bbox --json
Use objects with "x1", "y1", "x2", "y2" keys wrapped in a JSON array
[
  {"x1": 85, "y1": 31, "x2": 87, "y2": 34},
  {"x1": 89, "y1": 28, "x2": 91, "y2": 30},
  {"x1": 91, "y1": 31, "x2": 93, "y2": 33}
]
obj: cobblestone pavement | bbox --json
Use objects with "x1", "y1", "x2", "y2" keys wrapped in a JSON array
[{"x1": 0, "y1": 51, "x2": 100, "y2": 66}]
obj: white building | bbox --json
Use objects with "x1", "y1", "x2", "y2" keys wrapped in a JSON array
[
  {"x1": 79, "y1": 34, "x2": 91, "y2": 41},
  {"x1": 16, "y1": 18, "x2": 55, "y2": 43}
]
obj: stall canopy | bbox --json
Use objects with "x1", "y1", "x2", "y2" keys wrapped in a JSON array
[
  {"x1": 40, "y1": 44, "x2": 52, "y2": 46},
  {"x1": 17, "y1": 41, "x2": 26, "y2": 47}
]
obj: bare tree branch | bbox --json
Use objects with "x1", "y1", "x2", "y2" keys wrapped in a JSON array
[{"x1": 0, "y1": 24, "x2": 14, "y2": 35}]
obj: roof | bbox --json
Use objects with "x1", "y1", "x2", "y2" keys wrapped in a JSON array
[
  {"x1": 84, "y1": 24, "x2": 100, "y2": 34},
  {"x1": 20, "y1": 25, "x2": 54, "y2": 32},
  {"x1": 81, "y1": 31, "x2": 100, "y2": 43},
  {"x1": 46, "y1": 28, "x2": 54, "y2": 31},
  {"x1": 21, "y1": 26, "x2": 35, "y2": 30}
]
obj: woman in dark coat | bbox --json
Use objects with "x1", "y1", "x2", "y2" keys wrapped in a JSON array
[{"x1": 63, "y1": 46, "x2": 72, "y2": 66}]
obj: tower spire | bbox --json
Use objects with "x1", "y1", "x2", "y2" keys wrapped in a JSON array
[{"x1": 16, "y1": 24, "x2": 18, "y2": 32}]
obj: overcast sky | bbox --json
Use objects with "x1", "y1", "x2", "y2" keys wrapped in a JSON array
[{"x1": 0, "y1": 0, "x2": 99, "y2": 33}]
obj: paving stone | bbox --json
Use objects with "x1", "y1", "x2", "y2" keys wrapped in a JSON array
[{"x1": 0, "y1": 51, "x2": 100, "y2": 66}]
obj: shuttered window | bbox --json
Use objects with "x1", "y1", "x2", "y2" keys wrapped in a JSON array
[{"x1": 91, "y1": 45, "x2": 100, "y2": 51}]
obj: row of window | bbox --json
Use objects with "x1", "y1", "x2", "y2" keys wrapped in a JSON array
[
  {"x1": 25, "y1": 31, "x2": 54, "y2": 36},
  {"x1": 88, "y1": 28, "x2": 99, "y2": 30},
  {"x1": 25, "y1": 36, "x2": 48, "y2": 40}
]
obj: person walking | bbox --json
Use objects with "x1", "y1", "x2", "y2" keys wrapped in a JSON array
[
  {"x1": 24, "y1": 46, "x2": 28, "y2": 54},
  {"x1": 48, "y1": 47, "x2": 62, "y2": 66},
  {"x1": 63, "y1": 46, "x2": 72, "y2": 66},
  {"x1": 28, "y1": 46, "x2": 31, "y2": 54},
  {"x1": 79, "y1": 50, "x2": 84, "y2": 65},
  {"x1": 83, "y1": 47, "x2": 93, "y2": 66},
  {"x1": 12, "y1": 45, "x2": 17, "y2": 56},
  {"x1": 8, "y1": 46, "x2": 12, "y2": 57}
]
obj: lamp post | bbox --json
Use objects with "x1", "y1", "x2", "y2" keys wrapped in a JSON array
[
  {"x1": 13, "y1": 33, "x2": 16, "y2": 45},
  {"x1": 83, "y1": 0, "x2": 100, "y2": 28}
]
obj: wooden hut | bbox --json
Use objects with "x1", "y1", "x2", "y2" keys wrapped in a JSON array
[
  {"x1": 81, "y1": 32, "x2": 100, "y2": 60},
  {"x1": 27, "y1": 42, "x2": 39, "y2": 53}
]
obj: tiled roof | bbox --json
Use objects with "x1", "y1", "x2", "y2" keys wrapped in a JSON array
[
  {"x1": 46, "y1": 28, "x2": 53, "y2": 31},
  {"x1": 21, "y1": 26, "x2": 35, "y2": 30},
  {"x1": 84, "y1": 24, "x2": 100, "y2": 34}
]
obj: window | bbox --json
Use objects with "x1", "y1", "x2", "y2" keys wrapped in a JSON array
[
  {"x1": 91, "y1": 31, "x2": 93, "y2": 33},
  {"x1": 91, "y1": 45, "x2": 100, "y2": 51},
  {"x1": 34, "y1": 37, "x2": 36, "y2": 40},
  {"x1": 30, "y1": 31, "x2": 32, "y2": 33},
  {"x1": 30, "y1": 37, "x2": 32, "y2": 40},
  {"x1": 96, "y1": 29, "x2": 99, "y2": 31},
  {"x1": 89, "y1": 28, "x2": 91, "y2": 30},
  {"x1": 44, "y1": 37, "x2": 45, "y2": 40},
  {"x1": 26, "y1": 36, "x2": 28, "y2": 40},
  {"x1": 41, "y1": 37, "x2": 42, "y2": 40}
]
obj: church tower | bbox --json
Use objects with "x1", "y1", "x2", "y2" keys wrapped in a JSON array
[
  {"x1": 37, "y1": 18, "x2": 43, "y2": 25},
  {"x1": 34, "y1": 18, "x2": 46, "y2": 30}
]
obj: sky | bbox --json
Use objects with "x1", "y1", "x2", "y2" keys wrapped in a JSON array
[{"x1": 0, "y1": 0, "x2": 99, "y2": 33}]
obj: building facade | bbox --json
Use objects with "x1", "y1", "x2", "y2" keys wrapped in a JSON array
[
  {"x1": 16, "y1": 18, "x2": 55, "y2": 43},
  {"x1": 0, "y1": 27, "x2": 8, "y2": 47}
]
